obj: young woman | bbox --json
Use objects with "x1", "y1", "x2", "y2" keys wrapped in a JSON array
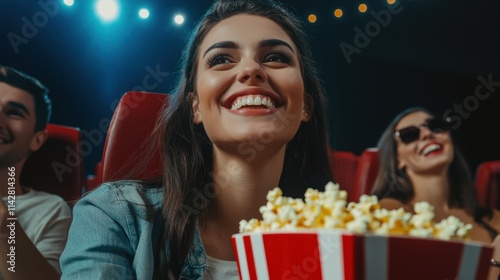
[
  {"x1": 60, "y1": 0, "x2": 332, "y2": 279},
  {"x1": 371, "y1": 107, "x2": 500, "y2": 279}
]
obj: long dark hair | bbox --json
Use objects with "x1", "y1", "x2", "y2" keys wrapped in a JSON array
[
  {"x1": 371, "y1": 107, "x2": 495, "y2": 238},
  {"x1": 154, "y1": 0, "x2": 331, "y2": 278}
]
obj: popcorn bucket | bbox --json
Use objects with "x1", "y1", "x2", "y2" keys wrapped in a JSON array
[{"x1": 231, "y1": 230, "x2": 493, "y2": 280}]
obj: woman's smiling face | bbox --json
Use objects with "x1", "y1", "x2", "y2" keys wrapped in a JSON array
[
  {"x1": 193, "y1": 14, "x2": 307, "y2": 150},
  {"x1": 395, "y1": 111, "x2": 454, "y2": 175}
]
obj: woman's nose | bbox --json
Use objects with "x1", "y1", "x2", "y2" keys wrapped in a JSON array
[
  {"x1": 419, "y1": 126, "x2": 433, "y2": 140},
  {"x1": 236, "y1": 60, "x2": 267, "y2": 84}
]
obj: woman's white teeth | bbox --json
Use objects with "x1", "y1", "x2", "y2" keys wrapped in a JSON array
[
  {"x1": 422, "y1": 144, "x2": 441, "y2": 155},
  {"x1": 231, "y1": 95, "x2": 275, "y2": 110},
  {"x1": 254, "y1": 96, "x2": 261, "y2": 105}
]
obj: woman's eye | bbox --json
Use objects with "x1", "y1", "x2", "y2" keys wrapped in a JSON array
[
  {"x1": 264, "y1": 53, "x2": 291, "y2": 64},
  {"x1": 207, "y1": 55, "x2": 233, "y2": 67}
]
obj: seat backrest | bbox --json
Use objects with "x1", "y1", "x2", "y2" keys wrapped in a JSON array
[
  {"x1": 329, "y1": 149, "x2": 359, "y2": 201},
  {"x1": 100, "y1": 91, "x2": 169, "y2": 183},
  {"x1": 20, "y1": 123, "x2": 84, "y2": 202},
  {"x1": 85, "y1": 161, "x2": 102, "y2": 192},
  {"x1": 344, "y1": 148, "x2": 500, "y2": 209},
  {"x1": 352, "y1": 147, "x2": 380, "y2": 199},
  {"x1": 475, "y1": 161, "x2": 500, "y2": 210}
]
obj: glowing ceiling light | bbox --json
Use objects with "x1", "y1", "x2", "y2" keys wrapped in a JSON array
[
  {"x1": 139, "y1": 8, "x2": 150, "y2": 19},
  {"x1": 96, "y1": 0, "x2": 119, "y2": 22},
  {"x1": 64, "y1": 0, "x2": 74, "y2": 6},
  {"x1": 174, "y1": 14, "x2": 185, "y2": 25},
  {"x1": 387, "y1": 0, "x2": 396, "y2": 4}
]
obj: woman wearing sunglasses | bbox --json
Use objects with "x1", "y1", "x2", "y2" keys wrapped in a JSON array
[{"x1": 371, "y1": 107, "x2": 500, "y2": 279}]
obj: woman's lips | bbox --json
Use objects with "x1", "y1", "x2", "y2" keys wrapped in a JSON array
[{"x1": 223, "y1": 105, "x2": 279, "y2": 116}]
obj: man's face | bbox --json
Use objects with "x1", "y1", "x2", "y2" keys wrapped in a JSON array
[{"x1": 0, "y1": 82, "x2": 43, "y2": 168}]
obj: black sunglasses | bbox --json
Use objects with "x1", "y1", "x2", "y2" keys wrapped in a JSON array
[{"x1": 394, "y1": 117, "x2": 452, "y2": 144}]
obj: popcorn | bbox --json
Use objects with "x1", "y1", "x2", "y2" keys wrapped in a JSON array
[
  {"x1": 239, "y1": 182, "x2": 472, "y2": 241},
  {"x1": 434, "y1": 216, "x2": 473, "y2": 240}
]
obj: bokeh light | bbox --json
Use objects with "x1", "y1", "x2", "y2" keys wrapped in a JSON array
[
  {"x1": 96, "y1": 0, "x2": 119, "y2": 22},
  {"x1": 308, "y1": 14, "x2": 317, "y2": 23},
  {"x1": 334, "y1": 9, "x2": 343, "y2": 18},
  {"x1": 139, "y1": 8, "x2": 150, "y2": 19},
  {"x1": 63, "y1": 0, "x2": 74, "y2": 7},
  {"x1": 359, "y1": 4, "x2": 368, "y2": 13},
  {"x1": 174, "y1": 14, "x2": 185, "y2": 25}
]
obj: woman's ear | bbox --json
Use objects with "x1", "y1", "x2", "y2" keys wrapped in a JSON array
[
  {"x1": 302, "y1": 110, "x2": 311, "y2": 122},
  {"x1": 302, "y1": 93, "x2": 313, "y2": 122},
  {"x1": 190, "y1": 92, "x2": 202, "y2": 124}
]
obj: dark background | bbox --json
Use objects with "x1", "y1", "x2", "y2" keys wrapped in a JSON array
[{"x1": 1, "y1": 0, "x2": 499, "y2": 177}]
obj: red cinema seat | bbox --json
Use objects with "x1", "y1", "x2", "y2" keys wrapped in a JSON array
[
  {"x1": 100, "y1": 91, "x2": 169, "y2": 183},
  {"x1": 352, "y1": 147, "x2": 380, "y2": 199},
  {"x1": 85, "y1": 161, "x2": 102, "y2": 192},
  {"x1": 21, "y1": 123, "x2": 84, "y2": 202},
  {"x1": 475, "y1": 161, "x2": 500, "y2": 210},
  {"x1": 329, "y1": 149, "x2": 359, "y2": 201}
]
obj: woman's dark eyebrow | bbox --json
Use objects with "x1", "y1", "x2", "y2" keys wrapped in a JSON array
[
  {"x1": 203, "y1": 39, "x2": 294, "y2": 58},
  {"x1": 203, "y1": 41, "x2": 239, "y2": 58},
  {"x1": 8, "y1": 101, "x2": 30, "y2": 115},
  {"x1": 259, "y1": 39, "x2": 294, "y2": 53}
]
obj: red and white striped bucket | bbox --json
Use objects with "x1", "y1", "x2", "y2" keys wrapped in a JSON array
[{"x1": 231, "y1": 230, "x2": 493, "y2": 280}]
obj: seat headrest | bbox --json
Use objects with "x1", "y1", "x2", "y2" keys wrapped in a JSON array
[
  {"x1": 21, "y1": 123, "x2": 84, "y2": 201},
  {"x1": 101, "y1": 91, "x2": 169, "y2": 182}
]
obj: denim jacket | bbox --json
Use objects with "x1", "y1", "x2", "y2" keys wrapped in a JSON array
[{"x1": 60, "y1": 181, "x2": 207, "y2": 280}]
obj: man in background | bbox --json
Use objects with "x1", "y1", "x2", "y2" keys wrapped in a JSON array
[{"x1": 0, "y1": 65, "x2": 71, "y2": 279}]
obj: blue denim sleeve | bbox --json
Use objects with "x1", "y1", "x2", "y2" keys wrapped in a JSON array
[{"x1": 60, "y1": 184, "x2": 137, "y2": 280}]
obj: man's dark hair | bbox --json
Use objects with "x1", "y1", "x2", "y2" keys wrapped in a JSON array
[{"x1": 0, "y1": 65, "x2": 52, "y2": 132}]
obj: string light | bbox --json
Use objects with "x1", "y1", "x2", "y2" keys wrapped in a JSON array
[
  {"x1": 334, "y1": 9, "x2": 343, "y2": 18},
  {"x1": 358, "y1": 4, "x2": 368, "y2": 13},
  {"x1": 308, "y1": 14, "x2": 317, "y2": 23}
]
